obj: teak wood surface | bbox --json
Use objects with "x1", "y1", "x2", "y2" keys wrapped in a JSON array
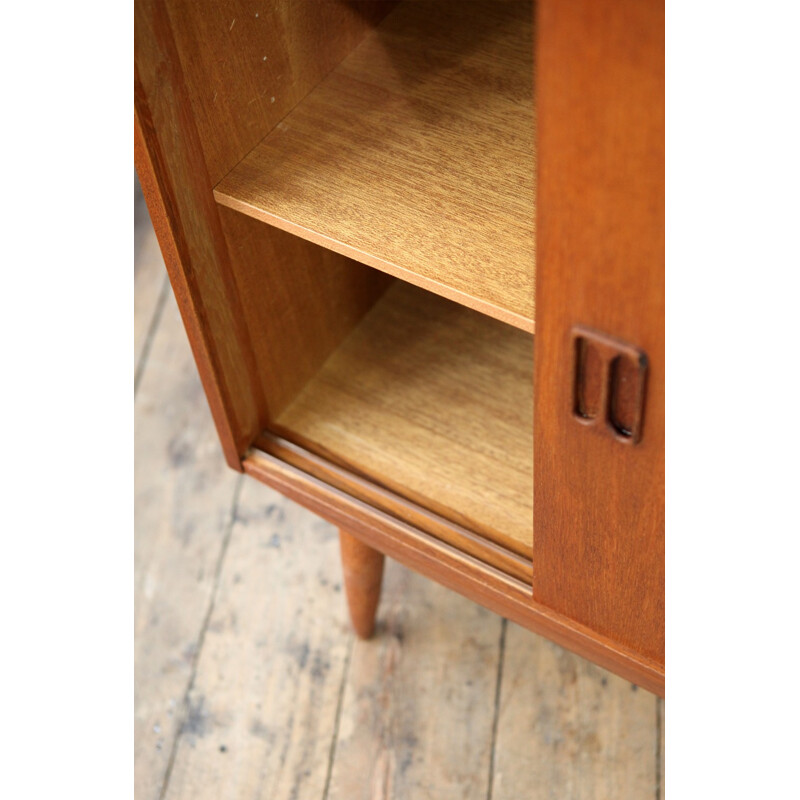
[
  {"x1": 135, "y1": 0, "x2": 398, "y2": 465},
  {"x1": 274, "y1": 281, "x2": 533, "y2": 557},
  {"x1": 136, "y1": 197, "x2": 665, "y2": 798},
  {"x1": 215, "y1": 0, "x2": 536, "y2": 332},
  {"x1": 255, "y1": 432, "x2": 533, "y2": 585},
  {"x1": 339, "y1": 530, "x2": 385, "y2": 640},
  {"x1": 534, "y1": 0, "x2": 665, "y2": 665},
  {"x1": 218, "y1": 206, "x2": 392, "y2": 424},
  {"x1": 136, "y1": 0, "x2": 665, "y2": 697},
  {"x1": 244, "y1": 450, "x2": 664, "y2": 696}
]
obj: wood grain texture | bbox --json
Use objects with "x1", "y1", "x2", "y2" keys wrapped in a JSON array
[
  {"x1": 243, "y1": 450, "x2": 664, "y2": 696},
  {"x1": 163, "y1": 478, "x2": 351, "y2": 800},
  {"x1": 533, "y1": 0, "x2": 665, "y2": 664},
  {"x1": 134, "y1": 105, "x2": 666, "y2": 793},
  {"x1": 215, "y1": 0, "x2": 536, "y2": 331},
  {"x1": 138, "y1": 0, "x2": 666, "y2": 700},
  {"x1": 136, "y1": 1, "x2": 396, "y2": 461},
  {"x1": 327, "y1": 560, "x2": 501, "y2": 800},
  {"x1": 135, "y1": 54, "x2": 262, "y2": 468},
  {"x1": 135, "y1": 293, "x2": 241, "y2": 800},
  {"x1": 340, "y1": 529, "x2": 385, "y2": 639},
  {"x1": 164, "y1": 0, "x2": 397, "y2": 185},
  {"x1": 491, "y1": 623, "x2": 658, "y2": 800},
  {"x1": 256, "y1": 432, "x2": 532, "y2": 583},
  {"x1": 218, "y1": 206, "x2": 392, "y2": 422},
  {"x1": 274, "y1": 280, "x2": 534, "y2": 555}
]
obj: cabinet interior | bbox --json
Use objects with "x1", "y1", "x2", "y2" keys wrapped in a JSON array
[
  {"x1": 138, "y1": 0, "x2": 665, "y2": 690},
  {"x1": 213, "y1": 0, "x2": 535, "y2": 571},
  {"x1": 216, "y1": 0, "x2": 535, "y2": 331}
]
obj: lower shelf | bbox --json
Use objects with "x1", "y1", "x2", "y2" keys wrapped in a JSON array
[{"x1": 270, "y1": 280, "x2": 534, "y2": 559}]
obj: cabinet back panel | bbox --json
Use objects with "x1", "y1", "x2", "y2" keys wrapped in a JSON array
[
  {"x1": 165, "y1": 0, "x2": 398, "y2": 185},
  {"x1": 219, "y1": 208, "x2": 393, "y2": 422}
]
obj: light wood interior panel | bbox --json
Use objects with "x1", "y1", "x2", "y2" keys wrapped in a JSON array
[
  {"x1": 273, "y1": 281, "x2": 534, "y2": 555},
  {"x1": 166, "y1": 0, "x2": 398, "y2": 184},
  {"x1": 138, "y1": 1, "x2": 399, "y2": 452},
  {"x1": 215, "y1": 0, "x2": 536, "y2": 331},
  {"x1": 219, "y1": 207, "x2": 393, "y2": 422}
]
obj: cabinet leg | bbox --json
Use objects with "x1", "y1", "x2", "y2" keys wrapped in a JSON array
[{"x1": 339, "y1": 529, "x2": 385, "y2": 639}]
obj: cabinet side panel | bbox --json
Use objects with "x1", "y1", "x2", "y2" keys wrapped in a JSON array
[
  {"x1": 137, "y1": 1, "x2": 399, "y2": 444},
  {"x1": 135, "y1": 115, "x2": 246, "y2": 468},
  {"x1": 135, "y1": 5, "x2": 266, "y2": 463},
  {"x1": 534, "y1": 0, "x2": 664, "y2": 665}
]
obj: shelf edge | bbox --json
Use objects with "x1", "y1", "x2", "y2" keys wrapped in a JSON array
[{"x1": 214, "y1": 188, "x2": 535, "y2": 334}]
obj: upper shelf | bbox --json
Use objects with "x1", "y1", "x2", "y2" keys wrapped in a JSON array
[{"x1": 214, "y1": 0, "x2": 536, "y2": 332}]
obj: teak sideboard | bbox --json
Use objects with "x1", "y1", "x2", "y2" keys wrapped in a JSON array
[{"x1": 135, "y1": 0, "x2": 665, "y2": 696}]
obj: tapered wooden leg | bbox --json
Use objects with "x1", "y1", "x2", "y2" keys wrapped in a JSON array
[{"x1": 339, "y1": 529, "x2": 385, "y2": 639}]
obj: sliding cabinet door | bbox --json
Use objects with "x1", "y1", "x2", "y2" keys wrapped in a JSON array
[{"x1": 534, "y1": 0, "x2": 665, "y2": 672}]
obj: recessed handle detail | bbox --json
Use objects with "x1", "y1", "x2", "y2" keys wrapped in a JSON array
[{"x1": 572, "y1": 326, "x2": 648, "y2": 444}]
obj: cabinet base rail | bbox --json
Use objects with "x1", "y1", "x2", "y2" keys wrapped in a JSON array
[{"x1": 244, "y1": 448, "x2": 665, "y2": 697}]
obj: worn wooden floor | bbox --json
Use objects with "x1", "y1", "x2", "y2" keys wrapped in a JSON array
[{"x1": 134, "y1": 178, "x2": 665, "y2": 800}]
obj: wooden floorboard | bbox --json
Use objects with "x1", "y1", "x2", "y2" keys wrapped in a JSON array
[
  {"x1": 162, "y1": 479, "x2": 352, "y2": 800},
  {"x1": 134, "y1": 290, "x2": 241, "y2": 800},
  {"x1": 134, "y1": 178, "x2": 663, "y2": 799},
  {"x1": 491, "y1": 622, "x2": 658, "y2": 800},
  {"x1": 326, "y1": 560, "x2": 502, "y2": 800}
]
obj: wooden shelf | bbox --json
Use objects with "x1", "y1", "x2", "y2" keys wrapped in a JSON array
[
  {"x1": 271, "y1": 281, "x2": 533, "y2": 557},
  {"x1": 214, "y1": 0, "x2": 535, "y2": 332},
  {"x1": 138, "y1": 0, "x2": 665, "y2": 696}
]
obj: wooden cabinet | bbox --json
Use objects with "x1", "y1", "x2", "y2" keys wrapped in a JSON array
[{"x1": 135, "y1": 0, "x2": 664, "y2": 696}]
